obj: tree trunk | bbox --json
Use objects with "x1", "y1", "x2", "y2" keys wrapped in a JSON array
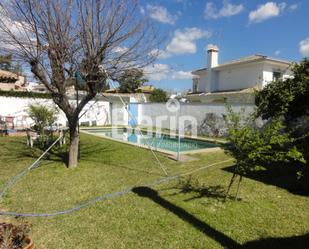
[
  {"x1": 225, "y1": 172, "x2": 237, "y2": 202},
  {"x1": 68, "y1": 127, "x2": 79, "y2": 168},
  {"x1": 235, "y1": 176, "x2": 243, "y2": 200}
]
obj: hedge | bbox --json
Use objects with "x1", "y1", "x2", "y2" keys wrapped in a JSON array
[{"x1": 0, "y1": 90, "x2": 52, "y2": 99}]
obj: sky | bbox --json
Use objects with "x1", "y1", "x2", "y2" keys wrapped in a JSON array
[{"x1": 140, "y1": 0, "x2": 309, "y2": 92}]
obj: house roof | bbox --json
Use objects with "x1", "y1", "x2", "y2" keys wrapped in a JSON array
[
  {"x1": 188, "y1": 87, "x2": 256, "y2": 96},
  {"x1": 186, "y1": 88, "x2": 256, "y2": 104},
  {"x1": 0, "y1": 70, "x2": 18, "y2": 82},
  {"x1": 192, "y1": 54, "x2": 291, "y2": 74},
  {"x1": 0, "y1": 83, "x2": 27, "y2": 92},
  {"x1": 137, "y1": 85, "x2": 155, "y2": 93}
]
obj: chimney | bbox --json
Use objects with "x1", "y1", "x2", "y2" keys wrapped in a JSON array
[{"x1": 207, "y1": 44, "x2": 219, "y2": 68}]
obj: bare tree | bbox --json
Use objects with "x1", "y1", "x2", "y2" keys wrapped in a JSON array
[{"x1": 0, "y1": 0, "x2": 159, "y2": 168}]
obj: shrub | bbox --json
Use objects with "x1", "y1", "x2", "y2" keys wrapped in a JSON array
[
  {"x1": 149, "y1": 88, "x2": 168, "y2": 103},
  {"x1": 224, "y1": 105, "x2": 305, "y2": 200}
]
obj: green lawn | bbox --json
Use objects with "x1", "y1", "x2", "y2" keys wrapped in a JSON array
[{"x1": 0, "y1": 134, "x2": 308, "y2": 249}]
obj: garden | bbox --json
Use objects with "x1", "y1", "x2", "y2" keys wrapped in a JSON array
[
  {"x1": 0, "y1": 132, "x2": 308, "y2": 248},
  {"x1": 0, "y1": 1, "x2": 308, "y2": 248}
]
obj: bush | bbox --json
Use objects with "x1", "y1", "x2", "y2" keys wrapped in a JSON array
[
  {"x1": 149, "y1": 88, "x2": 168, "y2": 103},
  {"x1": 224, "y1": 105, "x2": 305, "y2": 200},
  {"x1": 27, "y1": 104, "x2": 58, "y2": 147}
]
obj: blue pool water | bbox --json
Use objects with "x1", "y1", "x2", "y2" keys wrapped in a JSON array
[{"x1": 84, "y1": 128, "x2": 219, "y2": 153}]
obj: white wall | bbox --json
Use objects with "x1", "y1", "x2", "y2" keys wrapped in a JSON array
[
  {"x1": 0, "y1": 96, "x2": 258, "y2": 134},
  {"x1": 262, "y1": 63, "x2": 292, "y2": 87},
  {"x1": 195, "y1": 63, "x2": 264, "y2": 93},
  {"x1": 79, "y1": 100, "x2": 110, "y2": 126},
  {"x1": 194, "y1": 70, "x2": 207, "y2": 92},
  {"x1": 110, "y1": 103, "x2": 128, "y2": 126},
  {"x1": 138, "y1": 102, "x2": 255, "y2": 132},
  {"x1": 216, "y1": 63, "x2": 264, "y2": 91},
  {"x1": 194, "y1": 61, "x2": 292, "y2": 93},
  {"x1": 0, "y1": 96, "x2": 111, "y2": 127}
]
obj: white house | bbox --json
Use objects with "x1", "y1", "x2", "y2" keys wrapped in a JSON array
[
  {"x1": 188, "y1": 45, "x2": 292, "y2": 103},
  {"x1": 0, "y1": 70, "x2": 27, "y2": 92}
]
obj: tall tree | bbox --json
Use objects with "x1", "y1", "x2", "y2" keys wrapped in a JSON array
[
  {"x1": 255, "y1": 59, "x2": 309, "y2": 121},
  {"x1": 118, "y1": 68, "x2": 147, "y2": 93},
  {"x1": 0, "y1": 0, "x2": 158, "y2": 168},
  {"x1": 255, "y1": 59, "x2": 309, "y2": 165}
]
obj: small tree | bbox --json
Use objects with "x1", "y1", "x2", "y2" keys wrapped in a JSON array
[
  {"x1": 118, "y1": 68, "x2": 147, "y2": 93},
  {"x1": 224, "y1": 105, "x2": 305, "y2": 200},
  {"x1": 27, "y1": 104, "x2": 58, "y2": 135},
  {"x1": 149, "y1": 88, "x2": 168, "y2": 103}
]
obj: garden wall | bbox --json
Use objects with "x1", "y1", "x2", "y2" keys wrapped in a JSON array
[
  {"x1": 0, "y1": 96, "x2": 111, "y2": 127},
  {"x1": 0, "y1": 95, "x2": 257, "y2": 136},
  {"x1": 137, "y1": 102, "x2": 256, "y2": 136}
]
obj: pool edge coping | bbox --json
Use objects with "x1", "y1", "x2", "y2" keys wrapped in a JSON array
[
  {"x1": 81, "y1": 126, "x2": 228, "y2": 144},
  {"x1": 80, "y1": 129, "x2": 223, "y2": 156}
]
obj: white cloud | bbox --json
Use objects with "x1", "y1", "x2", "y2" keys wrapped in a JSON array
[
  {"x1": 299, "y1": 38, "x2": 309, "y2": 57},
  {"x1": 144, "y1": 63, "x2": 171, "y2": 81},
  {"x1": 204, "y1": 1, "x2": 244, "y2": 19},
  {"x1": 166, "y1": 27, "x2": 212, "y2": 55},
  {"x1": 274, "y1": 50, "x2": 281, "y2": 56},
  {"x1": 149, "y1": 49, "x2": 172, "y2": 59},
  {"x1": 0, "y1": 5, "x2": 35, "y2": 51},
  {"x1": 171, "y1": 71, "x2": 193, "y2": 80},
  {"x1": 144, "y1": 63, "x2": 193, "y2": 81},
  {"x1": 289, "y1": 4, "x2": 299, "y2": 11},
  {"x1": 149, "y1": 28, "x2": 211, "y2": 60},
  {"x1": 112, "y1": 46, "x2": 129, "y2": 54},
  {"x1": 146, "y1": 4, "x2": 178, "y2": 25},
  {"x1": 249, "y1": 2, "x2": 286, "y2": 23}
]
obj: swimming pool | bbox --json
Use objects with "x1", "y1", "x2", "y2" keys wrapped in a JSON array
[{"x1": 82, "y1": 128, "x2": 220, "y2": 154}]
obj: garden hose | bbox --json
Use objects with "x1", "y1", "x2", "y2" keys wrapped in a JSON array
[{"x1": 0, "y1": 159, "x2": 233, "y2": 217}]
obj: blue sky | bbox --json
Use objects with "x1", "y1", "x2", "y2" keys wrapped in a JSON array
[{"x1": 140, "y1": 0, "x2": 309, "y2": 92}]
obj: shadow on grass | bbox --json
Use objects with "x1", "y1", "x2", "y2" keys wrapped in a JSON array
[
  {"x1": 132, "y1": 186, "x2": 309, "y2": 249},
  {"x1": 18, "y1": 140, "x2": 113, "y2": 167},
  {"x1": 0, "y1": 139, "x2": 42, "y2": 163},
  {"x1": 242, "y1": 233, "x2": 309, "y2": 249},
  {"x1": 0, "y1": 139, "x2": 69, "y2": 167},
  {"x1": 223, "y1": 164, "x2": 309, "y2": 197},
  {"x1": 165, "y1": 176, "x2": 227, "y2": 202},
  {"x1": 132, "y1": 186, "x2": 241, "y2": 249}
]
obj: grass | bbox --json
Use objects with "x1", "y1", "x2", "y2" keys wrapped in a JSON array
[{"x1": 0, "y1": 134, "x2": 308, "y2": 248}]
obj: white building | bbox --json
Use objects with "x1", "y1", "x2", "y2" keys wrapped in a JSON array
[
  {"x1": 0, "y1": 70, "x2": 27, "y2": 92},
  {"x1": 188, "y1": 45, "x2": 292, "y2": 103}
]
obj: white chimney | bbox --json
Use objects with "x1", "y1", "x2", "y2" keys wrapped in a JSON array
[
  {"x1": 207, "y1": 44, "x2": 219, "y2": 68},
  {"x1": 206, "y1": 44, "x2": 219, "y2": 92}
]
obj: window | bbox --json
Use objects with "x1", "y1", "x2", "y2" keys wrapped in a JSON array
[
  {"x1": 192, "y1": 78, "x2": 199, "y2": 92},
  {"x1": 193, "y1": 83, "x2": 198, "y2": 93},
  {"x1": 273, "y1": 71, "x2": 281, "y2": 81}
]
